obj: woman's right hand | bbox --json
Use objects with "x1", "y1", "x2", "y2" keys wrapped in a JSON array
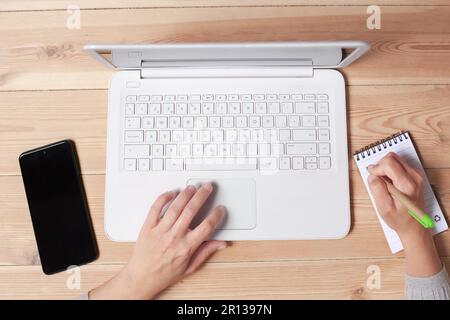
[
  {"x1": 367, "y1": 152, "x2": 425, "y2": 239},
  {"x1": 367, "y1": 152, "x2": 442, "y2": 277}
]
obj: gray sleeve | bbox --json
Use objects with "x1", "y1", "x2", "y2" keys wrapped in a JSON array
[{"x1": 405, "y1": 265, "x2": 450, "y2": 300}]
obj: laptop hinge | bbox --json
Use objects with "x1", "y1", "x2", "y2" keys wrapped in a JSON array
[{"x1": 140, "y1": 67, "x2": 314, "y2": 79}]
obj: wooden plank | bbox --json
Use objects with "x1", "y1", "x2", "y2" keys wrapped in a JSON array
[
  {"x1": 0, "y1": 90, "x2": 108, "y2": 175},
  {"x1": 2, "y1": 1, "x2": 450, "y2": 12},
  {"x1": 1, "y1": 85, "x2": 449, "y2": 175},
  {"x1": 1, "y1": 7, "x2": 450, "y2": 91},
  {"x1": 3, "y1": 256, "x2": 441, "y2": 299},
  {"x1": 1, "y1": 168, "x2": 449, "y2": 266}
]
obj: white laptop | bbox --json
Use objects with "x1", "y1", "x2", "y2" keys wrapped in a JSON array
[{"x1": 84, "y1": 41, "x2": 370, "y2": 241}]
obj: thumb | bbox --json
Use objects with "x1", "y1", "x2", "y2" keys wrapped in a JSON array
[
  {"x1": 185, "y1": 240, "x2": 227, "y2": 276},
  {"x1": 367, "y1": 174, "x2": 395, "y2": 218}
]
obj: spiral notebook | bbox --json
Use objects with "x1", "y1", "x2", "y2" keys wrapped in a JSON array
[{"x1": 354, "y1": 131, "x2": 448, "y2": 253}]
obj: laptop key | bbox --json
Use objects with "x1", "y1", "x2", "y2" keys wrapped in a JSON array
[
  {"x1": 292, "y1": 129, "x2": 316, "y2": 141},
  {"x1": 149, "y1": 103, "x2": 161, "y2": 115},
  {"x1": 295, "y1": 102, "x2": 315, "y2": 114},
  {"x1": 242, "y1": 102, "x2": 254, "y2": 114},
  {"x1": 317, "y1": 102, "x2": 329, "y2": 114},
  {"x1": 281, "y1": 102, "x2": 293, "y2": 114},
  {"x1": 318, "y1": 129, "x2": 330, "y2": 141},
  {"x1": 162, "y1": 103, "x2": 175, "y2": 114},
  {"x1": 279, "y1": 157, "x2": 291, "y2": 170},
  {"x1": 152, "y1": 158, "x2": 164, "y2": 171},
  {"x1": 145, "y1": 130, "x2": 157, "y2": 143},
  {"x1": 125, "y1": 103, "x2": 135, "y2": 115},
  {"x1": 138, "y1": 95, "x2": 150, "y2": 102},
  {"x1": 212, "y1": 102, "x2": 225, "y2": 114},
  {"x1": 185, "y1": 158, "x2": 257, "y2": 171},
  {"x1": 317, "y1": 115, "x2": 329, "y2": 127},
  {"x1": 259, "y1": 157, "x2": 277, "y2": 170},
  {"x1": 286, "y1": 143, "x2": 317, "y2": 155},
  {"x1": 142, "y1": 117, "x2": 154, "y2": 129},
  {"x1": 255, "y1": 102, "x2": 267, "y2": 114},
  {"x1": 275, "y1": 116, "x2": 287, "y2": 128},
  {"x1": 268, "y1": 102, "x2": 280, "y2": 114},
  {"x1": 319, "y1": 143, "x2": 331, "y2": 154},
  {"x1": 306, "y1": 162, "x2": 318, "y2": 169},
  {"x1": 292, "y1": 157, "x2": 304, "y2": 169},
  {"x1": 189, "y1": 103, "x2": 201, "y2": 114},
  {"x1": 124, "y1": 158, "x2": 137, "y2": 171},
  {"x1": 125, "y1": 117, "x2": 140, "y2": 129},
  {"x1": 135, "y1": 103, "x2": 147, "y2": 115},
  {"x1": 166, "y1": 159, "x2": 184, "y2": 171},
  {"x1": 188, "y1": 95, "x2": 201, "y2": 101},
  {"x1": 125, "y1": 130, "x2": 143, "y2": 143},
  {"x1": 176, "y1": 103, "x2": 188, "y2": 115},
  {"x1": 138, "y1": 159, "x2": 150, "y2": 171},
  {"x1": 151, "y1": 95, "x2": 163, "y2": 102},
  {"x1": 319, "y1": 157, "x2": 331, "y2": 169},
  {"x1": 124, "y1": 145, "x2": 149, "y2": 157},
  {"x1": 302, "y1": 115, "x2": 316, "y2": 127}
]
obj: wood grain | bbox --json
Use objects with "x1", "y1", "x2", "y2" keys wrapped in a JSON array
[
  {"x1": 2, "y1": 1, "x2": 450, "y2": 12},
  {"x1": 1, "y1": 169, "x2": 449, "y2": 266},
  {"x1": 6, "y1": 257, "x2": 448, "y2": 300},
  {"x1": 1, "y1": 85, "x2": 449, "y2": 175},
  {"x1": 1, "y1": 7, "x2": 450, "y2": 91},
  {"x1": 1, "y1": 2, "x2": 450, "y2": 299}
]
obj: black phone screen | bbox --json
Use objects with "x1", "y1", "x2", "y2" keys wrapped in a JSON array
[{"x1": 19, "y1": 140, "x2": 98, "y2": 274}]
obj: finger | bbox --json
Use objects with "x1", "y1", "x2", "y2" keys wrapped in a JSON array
[
  {"x1": 187, "y1": 205, "x2": 226, "y2": 250},
  {"x1": 159, "y1": 185, "x2": 197, "y2": 230},
  {"x1": 388, "y1": 152, "x2": 423, "y2": 186},
  {"x1": 142, "y1": 191, "x2": 175, "y2": 229},
  {"x1": 173, "y1": 183, "x2": 214, "y2": 232},
  {"x1": 185, "y1": 240, "x2": 227, "y2": 276},
  {"x1": 368, "y1": 152, "x2": 417, "y2": 196},
  {"x1": 367, "y1": 174, "x2": 396, "y2": 218}
]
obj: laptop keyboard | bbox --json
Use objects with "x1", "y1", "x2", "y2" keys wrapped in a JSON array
[{"x1": 122, "y1": 93, "x2": 332, "y2": 172}]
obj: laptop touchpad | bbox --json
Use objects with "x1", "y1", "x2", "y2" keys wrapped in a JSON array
[{"x1": 186, "y1": 178, "x2": 256, "y2": 230}]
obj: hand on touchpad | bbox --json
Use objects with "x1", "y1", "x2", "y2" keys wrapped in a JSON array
[{"x1": 186, "y1": 178, "x2": 256, "y2": 230}]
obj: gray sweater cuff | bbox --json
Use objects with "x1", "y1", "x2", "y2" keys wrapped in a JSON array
[{"x1": 405, "y1": 265, "x2": 450, "y2": 300}]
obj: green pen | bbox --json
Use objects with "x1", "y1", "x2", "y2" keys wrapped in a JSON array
[{"x1": 378, "y1": 176, "x2": 435, "y2": 229}]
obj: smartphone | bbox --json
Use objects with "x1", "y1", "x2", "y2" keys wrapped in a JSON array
[{"x1": 19, "y1": 140, "x2": 98, "y2": 275}]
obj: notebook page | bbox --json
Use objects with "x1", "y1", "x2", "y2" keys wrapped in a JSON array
[{"x1": 354, "y1": 132, "x2": 448, "y2": 253}]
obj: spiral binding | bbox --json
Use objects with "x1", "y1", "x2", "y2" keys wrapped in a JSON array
[{"x1": 354, "y1": 130, "x2": 409, "y2": 161}]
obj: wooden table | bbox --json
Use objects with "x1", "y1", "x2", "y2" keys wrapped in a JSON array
[{"x1": 1, "y1": 0, "x2": 449, "y2": 299}]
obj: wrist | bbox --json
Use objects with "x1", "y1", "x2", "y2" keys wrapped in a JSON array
[
  {"x1": 118, "y1": 265, "x2": 160, "y2": 299},
  {"x1": 398, "y1": 224, "x2": 431, "y2": 249},
  {"x1": 398, "y1": 226, "x2": 442, "y2": 277}
]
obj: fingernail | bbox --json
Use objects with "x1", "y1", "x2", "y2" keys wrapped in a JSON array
[
  {"x1": 204, "y1": 182, "x2": 213, "y2": 192},
  {"x1": 218, "y1": 243, "x2": 227, "y2": 250},
  {"x1": 367, "y1": 174, "x2": 377, "y2": 183},
  {"x1": 186, "y1": 185, "x2": 196, "y2": 192},
  {"x1": 217, "y1": 206, "x2": 226, "y2": 219}
]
